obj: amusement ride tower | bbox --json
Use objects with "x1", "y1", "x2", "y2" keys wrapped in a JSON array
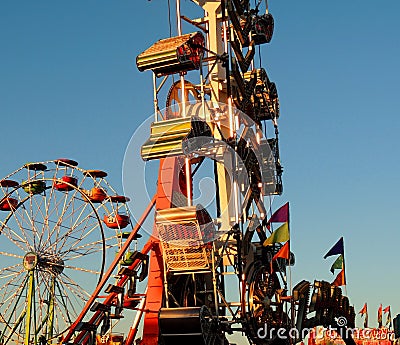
[{"x1": 0, "y1": 1, "x2": 356, "y2": 345}]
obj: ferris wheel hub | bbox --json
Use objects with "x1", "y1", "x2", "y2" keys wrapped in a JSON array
[
  {"x1": 41, "y1": 256, "x2": 65, "y2": 275},
  {"x1": 23, "y1": 252, "x2": 38, "y2": 271},
  {"x1": 22, "y1": 251, "x2": 66, "y2": 274}
]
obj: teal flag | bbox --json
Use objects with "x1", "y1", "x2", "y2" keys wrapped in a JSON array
[{"x1": 330, "y1": 254, "x2": 343, "y2": 274}]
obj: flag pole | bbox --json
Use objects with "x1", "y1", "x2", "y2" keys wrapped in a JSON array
[
  {"x1": 288, "y1": 204, "x2": 294, "y2": 345},
  {"x1": 288, "y1": 205, "x2": 292, "y2": 291},
  {"x1": 342, "y1": 237, "x2": 348, "y2": 296}
]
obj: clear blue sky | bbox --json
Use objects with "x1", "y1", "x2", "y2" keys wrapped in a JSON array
[{"x1": 1, "y1": 0, "x2": 399, "y2": 336}]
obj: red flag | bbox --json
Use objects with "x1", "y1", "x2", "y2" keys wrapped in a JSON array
[
  {"x1": 359, "y1": 303, "x2": 368, "y2": 328},
  {"x1": 384, "y1": 306, "x2": 392, "y2": 328},
  {"x1": 378, "y1": 304, "x2": 383, "y2": 328},
  {"x1": 272, "y1": 241, "x2": 290, "y2": 261},
  {"x1": 359, "y1": 303, "x2": 367, "y2": 315},
  {"x1": 266, "y1": 202, "x2": 289, "y2": 229},
  {"x1": 270, "y1": 241, "x2": 290, "y2": 273},
  {"x1": 332, "y1": 269, "x2": 345, "y2": 286}
]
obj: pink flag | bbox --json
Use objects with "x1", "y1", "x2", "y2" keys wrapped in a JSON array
[{"x1": 266, "y1": 202, "x2": 289, "y2": 229}]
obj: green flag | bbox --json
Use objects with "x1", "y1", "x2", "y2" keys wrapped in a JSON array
[
  {"x1": 330, "y1": 254, "x2": 343, "y2": 274},
  {"x1": 263, "y1": 222, "x2": 289, "y2": 246}
]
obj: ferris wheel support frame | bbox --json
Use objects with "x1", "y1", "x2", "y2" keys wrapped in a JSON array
[
  {"x1": 46, "y1": 277, "x2": 56, "y2": 341},
  {"x1": 25, "y1": 269, "x2": 35, "y2": 345}
]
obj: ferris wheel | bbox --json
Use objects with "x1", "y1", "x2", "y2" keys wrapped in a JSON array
[{"x1": 0, "y1": 159, "x2": 132, "y2": 345}]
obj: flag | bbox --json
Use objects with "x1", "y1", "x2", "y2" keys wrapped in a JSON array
[
  {"x1": 270, "y1": 241, "x2": 290, "y2": 273},
  {"x1": 378, "y1": 304, "x2": 383, "y2": 328},
  {"x1": 330, "y1": 254, "x2": 344, "y2": 274},
  {"x1": 324, "y1": 237, "x2": 344, "y2": 259},
  {"x1": 364, "y1": 313, "x2": 369, "y2": 328},
  {"x1": 359, "y1": 303, "x2": 368, "y2": 328},
  {"x1": 384, "y1": 306, "x2": 392, "y2": 328},
  {"x1": 386, "y1": 313, "x2": 392, "y2": 328},
  {"x1": 263, "y1": 222, "x2": 289, "y2": 246},
  {"x1": 272, "y1": 241, "x2": 290, "y2": 261},
  {"x1": 359, "y1": 303, "x2": 367, "y2": 315},
  {"x1": 331, "y1": 269, "x2": 345, "y2": 286},
  {"x1": 265, "y1": 202, "x2": 289, "y2": 229}
]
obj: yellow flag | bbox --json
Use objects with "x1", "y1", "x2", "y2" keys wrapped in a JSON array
[{"x1": 263, "y1": 222, "x2": 289, "y2": 246}]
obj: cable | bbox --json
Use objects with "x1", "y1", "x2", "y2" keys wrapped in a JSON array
[
  {"x1": 167, "y1": 0, "x2": 175, "y2": 85},
  {"x1": 167, "y1": 0, "x2": 172, "y2": 37}
]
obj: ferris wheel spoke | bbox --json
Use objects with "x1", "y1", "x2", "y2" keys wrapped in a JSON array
[
  {"x1": 52, "y1": 298, "x2": 72, "y2": 332},
  {"x1": 5, "y1": 202, "x2": 34, "y2": 245},
  {"x1": 0, "y1": 268, "x2": 23, "y2": 281},
  {"x1": 56, "y1": 275, "x2": 90, "y2": 317},
  {"x1": 58, "y1": 273, "x2": 91, "y2": 300},
  {"x1": 31, "y1": 191, "x2": 47, "y2": 232},
  {"x1": 52, "y1": 301, "x2": 70, "y2": 335},
  {"x1": 36, "y1": 271, "x2": 59, "y2": 337},
  {"x1": 46, "y1": 217, "x2": 97, "y2": 256},
  {"x1": 3, "y1": 309, "x2": 26, "y2": 345},
  {"x1": 68, "y1": 207, "x2": 100, "y2": 234},
  {"x1": 10, "y1": 191, "x2": 34, "y2": 237},
  {"x1": 38, "y1": 189, "x2": 68, "y2": 251},
  {"x1": 44, "y1": 189, "x2": 68, "y2": 228},
  {"x1": 67, "y1": 201, "x2": 99, "y2": 234},
  {"x1": 0, "y1": 267, "x2": 24, "y2": 297},
  {"x1": 14, "y1": 200, "x2": 40, "y2": 247},
  {"x1": 48, "y1": 186, "x2": 86, "y2": 249},
  {"x1": 62, "y1": 246, "x2": 104, "y2": 262},
  {"x1": 54, "y1": 186, "x2": 83, "y2": 226},
  {"x1": 46, "y1": 189, "x2": 81, "y2": 231},
  {"x1": 55, "y1": 171, "x2": 91, "y2": 223},
  {"x1": 39, "y1": 200, "x2": 88, "y2": 254},
  {"x1": 0, "y1": 221, "x2": 31, "y2": 252},
  {"x1": 53, "y1": 199, "x2": 88, "y2": 230},
  {"x1": 0, "y1": 274, "x2": 29, "y2": 325},
  {"x1": 54, "y1": 280, "x2": 72, "y2": 326},
  {"x1": 32, "y1": 202, "x2": 88, "y2": 252},
  {"x1": 54, "y1": 215, "x2": 103, "y2": 257},
  {"x1": 62, "y1": 243, "x2": 104, "y2": 263},
  {"x1": 60, "y1": 234, "x2": 118, "y2": 261},
  {"x1": 38, "y1": 181, "x2": 60, "y2": 250},
  {"x1": 0, "y1": 252, "x2": 24, "y2": 260},
  {"x1": 27, "y1": 188, "x2": 37, "y2": 249},
  {"x1": 53, "y1": 201, "x2": 92, "y2": 251},
  {"x1": 0, "y1": 264, "x2": 24, "y2": 282},
  {"x1": 58, "y1": 219, "x2": 101, "y2": 256},
  {"x1": 58, "y1": 264, "x2": 101, "y2": 275},
  {"x1": 32, "y1": 190, "x2": 59, "y2": 251}
]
